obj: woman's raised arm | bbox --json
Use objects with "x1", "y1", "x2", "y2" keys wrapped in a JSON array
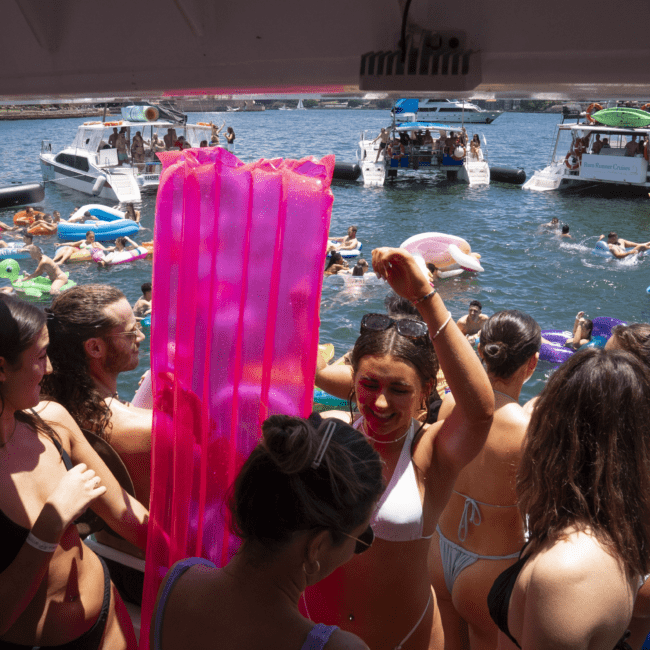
[{"x1": 371, "y1": 247, "x2": 493, "y2": 472}]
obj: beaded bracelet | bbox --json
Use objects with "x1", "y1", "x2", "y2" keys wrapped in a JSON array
[
  {"x1": 411, "y1": 288, "x2": 436, "y2": 306},
  {"x1": 26, "y1": 531, "x2": 58, "y2": 553},
  {"x1": 431, "y1": 313, "x2": 453, "y2": 341}
]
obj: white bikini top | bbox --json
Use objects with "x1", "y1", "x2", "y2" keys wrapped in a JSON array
[{"x1": 355, "y1": 418, "x2": 433, "y2": 542}]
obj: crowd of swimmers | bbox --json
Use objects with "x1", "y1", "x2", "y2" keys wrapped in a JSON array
[{"x1": 3, "y1": 240, "x2": 650, "y2": 650}]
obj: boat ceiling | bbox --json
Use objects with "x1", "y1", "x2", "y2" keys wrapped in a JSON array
[{"x1": 2, "y1": 0, "x2": 650, "y2": 99}]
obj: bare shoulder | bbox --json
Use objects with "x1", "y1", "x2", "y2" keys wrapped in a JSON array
[
  {"x1": 456, "y1": 314, "x2": 468, "y2": 324},
  {"x1": 327, "y1": 628, "x2": 370, "y2": 650},
  {"x1": 33, "y1": 399, "x2": 80, "y2": 433}
]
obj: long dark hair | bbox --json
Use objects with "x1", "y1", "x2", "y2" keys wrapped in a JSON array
[
  {"x1": 479, "y1": 310, "x2": 541, "y2": 378},
  {"x1": 231, "y1": 414, "x2": 384, "y2": 554},
  {"x1": 41, "y1": 284, "x2": 125, "y2": 440},
  {"x1": 0, "y1": 295, "x2": 57, "y2": 439},
  {"x1": 349, "y1": 321, "x2": 440, "y2": 429},
  {"x1": 520, "y1": 348, "x2": 650, "y2": 576}
]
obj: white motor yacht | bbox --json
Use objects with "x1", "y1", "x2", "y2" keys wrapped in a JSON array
[
  {"x1": 394, "y1": 99, "x2": 502, "y2": 124},
  {"x1": 523, "y1": 108, "x2": 650, "y2": 193},
  {"x1": 39, "y1": 105, "x2": 214, "y2": 203}
]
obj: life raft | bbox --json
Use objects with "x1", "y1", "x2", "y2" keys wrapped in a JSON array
[
  {"x1": 452, "y1": 145, "x2": 466, "y2": 161},
  {"x1": 585, "y1": 103, "x2": 604, "y2": 124}
]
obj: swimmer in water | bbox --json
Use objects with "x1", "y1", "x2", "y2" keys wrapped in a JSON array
[
  {"x1": 457, "y1": 300, "x2": 489, "y2": 344},
  {"x1": 560, "y1": 224, "x2": 572, "y2": 238},
  {"x1": 543, "y1": 217, "x2": 560, "y2": 229},
  {"x1": 599, "y1": 231, "x2": 650, "y2": 259},
  {"x1": 351, "y1": 259, "x2": 369, "y2": 276},
  {"x1": 324, "y1": 251, "x2": 350, "y2": 276}
]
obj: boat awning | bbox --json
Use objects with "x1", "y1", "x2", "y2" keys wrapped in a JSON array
[
  {"x1": 1, "y1": 0, "x2": 650, "y2": 99},
  {"x1": 393, "y1": 122, "x2": 458, "y2": 131}
]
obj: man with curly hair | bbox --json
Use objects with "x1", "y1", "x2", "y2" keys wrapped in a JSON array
[{"x1": 41, "y1": 284, "x2": 152, "y2": 506}]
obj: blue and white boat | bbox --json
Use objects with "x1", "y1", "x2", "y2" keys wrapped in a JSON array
[
  {"x1": 357, "y1": 120, "x2": 489, "y2": 187},
  {"x1": 393, "y1": 99, "x2": 502, "y2": 124}
]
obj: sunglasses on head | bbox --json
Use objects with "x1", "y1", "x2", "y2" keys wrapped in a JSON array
[
  {"x1": 340, "y1": 525, "x2": 375, "y2": 554},
  {"x1": 360, "y1": 313, "x2": 428, "y2": 340}
]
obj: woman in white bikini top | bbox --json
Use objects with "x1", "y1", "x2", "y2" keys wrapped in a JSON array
[
  {"x1": 309, "y1": 247, "x2": 494, "y2": 650},
  {"x1": 430, "y1": 310, "x2": 541, "y2": 650}
]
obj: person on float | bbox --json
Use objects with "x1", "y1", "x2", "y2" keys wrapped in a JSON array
[{"x1": 309, "y1": 247, "x2": 494, "y2": 650}]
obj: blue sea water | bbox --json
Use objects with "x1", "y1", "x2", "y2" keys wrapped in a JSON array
[{"x1": 1, "y1": 109, "x2": 649, "y2": 403}]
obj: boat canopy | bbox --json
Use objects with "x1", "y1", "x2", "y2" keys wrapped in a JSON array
[{"x1": 392, "y1": 122, "x2": 460, "y2": 131}]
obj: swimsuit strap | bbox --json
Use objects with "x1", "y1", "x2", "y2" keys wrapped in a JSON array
[{"x1": 457, "y1": 496, "x2": 481, "y2": 542}]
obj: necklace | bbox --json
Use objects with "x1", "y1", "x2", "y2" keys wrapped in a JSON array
[
  {"x1": 0, "y1": 418, "x2": 18, "y2": 448},
  {"x1": 362, "y1": 421, "x2": 412, "y2": 444},
  {"x1": 493, "y1": 389, "x2": 518, "y2": 404}
]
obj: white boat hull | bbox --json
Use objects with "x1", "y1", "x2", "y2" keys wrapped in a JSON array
[
  {"x1": 397, "y1": 111, "x2": 500, "y2": 124},
  {"x1": 40, "y1": 154, "x2": 141, "y2": 203}
]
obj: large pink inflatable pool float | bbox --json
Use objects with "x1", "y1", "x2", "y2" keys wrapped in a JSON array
[{"x1": 139, "y1": 147, "x2": 335, "y2": 647}]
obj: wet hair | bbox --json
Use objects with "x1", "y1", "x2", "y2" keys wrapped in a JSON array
[
  {"x1": 84, "y1": 211, "x2": 91, "y2": 217},
  {"x1": 41, "y1": 284, "x2": 126, "y2": 440},
  {"x1": 384, "y1": 293, "x2": 421, "y2": 319},
  {"x1": 349, "y1": 315, "x2": 439, "y2": 427},
  {"x1": 141, "y1": 282, "x2": 152, "y2": 295},
  {"x1": 608, "y1": 232, "x2": 617, "y2": 239},
  {"x1": 0, "y1": 295, "x2": 57, "y2": 438},
  {"x1": 22, "y1": 232, "x2": 33, "y2": 243},
  {"x1": 561, "y1": 224, "x2": 570, "y2": 234},
  {"x1": 325, "y1": 252, "x2": 344, "y2": 272},
  {"x1": 610, "y1": 323, "x2": 650, "y2": 365},
  {"x1": 479, "y1": 310, "x2": 541, "y2": 379},
  {"x1": 520, "y1": 348, "x2": 650, "y2": 576},
  {"x1": 469, "y1": 300, "x2": 482, "y2": 310},
  {"x1": 231, "y1": 414, "x2": 384, "y2": 553},
  {"x1": 351, "y1": 263, "x2": 365, "y2": 277},
  {"x1": 582, "y1": 318, "x2": 593, "y2": 338},
  {"x1": 115, "y1": 237, "x2": 127, "y2": 247}
]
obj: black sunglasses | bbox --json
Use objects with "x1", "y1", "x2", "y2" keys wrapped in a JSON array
[
  {"x1": 360, "y1": 313, "x2": 428, "y2": 340},
  {"x1": 341, "y1": 525, "x2": 375, "y2": 554}
]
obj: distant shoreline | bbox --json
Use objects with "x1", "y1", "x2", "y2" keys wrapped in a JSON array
[{"x1": 0, "y1": 108, "x2": 105, "y2": 121}]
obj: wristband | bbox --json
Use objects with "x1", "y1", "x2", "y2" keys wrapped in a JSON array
[
  {"x1": 411, "y1": 289, "x2": 436, "y2": 306},
  {"x1": 26, "y1": 531, "x2": 58, "y2": 553},
  {"x1": 431, "y1": 313, "x2": 453, "y2": 341}
]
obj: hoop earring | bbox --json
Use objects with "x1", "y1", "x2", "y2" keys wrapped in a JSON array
[{"x1": 303, "y1": 560, "x2": 321, "y2": 577}]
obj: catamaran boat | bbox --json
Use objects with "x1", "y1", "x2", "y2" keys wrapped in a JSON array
[
  {"x1": 523, "y1": 107, "x2": 650, "y2": 192},
  {"x1": 39, "y1": 104, "x2": 214, "y2": 203},
  {"x1": 357, "y1": 121, "x2": 490, "y2": 187},
  {"x1": 393, "y1": 99, "x2": 502, "y2": 124}
]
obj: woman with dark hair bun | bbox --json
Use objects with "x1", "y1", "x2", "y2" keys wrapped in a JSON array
[
  {"x1": 310, "y1": 248, "x2": 494, "y2": 650},
  {"x1": 0, "y1": 295, "x2": 148, "y2": 649},
  {"x1": 430, "y1": 310, "x2": 541, "y2": 650},
  {"x1": 151, "y1": 414, "x2": 384, "y2": 650},
  {"x1": 488, "y1": 348, "x2": 650, "y2": 650}
]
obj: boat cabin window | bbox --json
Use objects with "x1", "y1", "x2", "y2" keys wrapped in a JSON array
[{"x1": 55, "y1": 153, "x2": 90, "y2": 172}]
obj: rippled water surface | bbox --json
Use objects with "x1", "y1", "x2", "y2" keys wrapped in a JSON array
[{"x1": 1, "y1": 109, "x2": 649, "y2": 402}]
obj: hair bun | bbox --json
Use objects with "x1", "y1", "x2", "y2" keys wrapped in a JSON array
[
  {"x1": 483, "y1": 341, "x2": 507, "y2": 361},
  {"x1": 261, "y1": 414, "x2": 318, "y2": 475}
]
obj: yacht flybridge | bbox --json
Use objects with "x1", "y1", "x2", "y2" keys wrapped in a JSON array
[
  {"x1": 39, "y1": 104, "x2": 214, "y2": 203},
  {"x1": 357, "y1": 121, "x2": 490, "y2": 187},
  {"x1": 393, "y1": 99, "x2": 502, "y2": 124}
]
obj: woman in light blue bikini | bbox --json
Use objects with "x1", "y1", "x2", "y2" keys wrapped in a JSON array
[
  {"x1": 429, "y1": 310, "x2": 541, "y2": 650},
  {"x1": 311, "y1": 247, "x2": 494, "y2": 650},
  {"x1": 151, "y1": 413, "x2": 385, "y2": 650}
]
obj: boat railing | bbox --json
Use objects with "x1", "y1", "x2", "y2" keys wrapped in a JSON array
[{"x1": 40, "y1": 140, "x2": 52, "y2": 154}]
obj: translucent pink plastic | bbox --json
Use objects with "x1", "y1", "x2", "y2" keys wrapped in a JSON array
[{"x1": 139, "y1": 147, "x2": 334, "y2": 648}]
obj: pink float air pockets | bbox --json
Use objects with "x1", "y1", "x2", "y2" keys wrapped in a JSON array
[{"x1": 139, "y1": 147, "x2": 335, "y2": 647}]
